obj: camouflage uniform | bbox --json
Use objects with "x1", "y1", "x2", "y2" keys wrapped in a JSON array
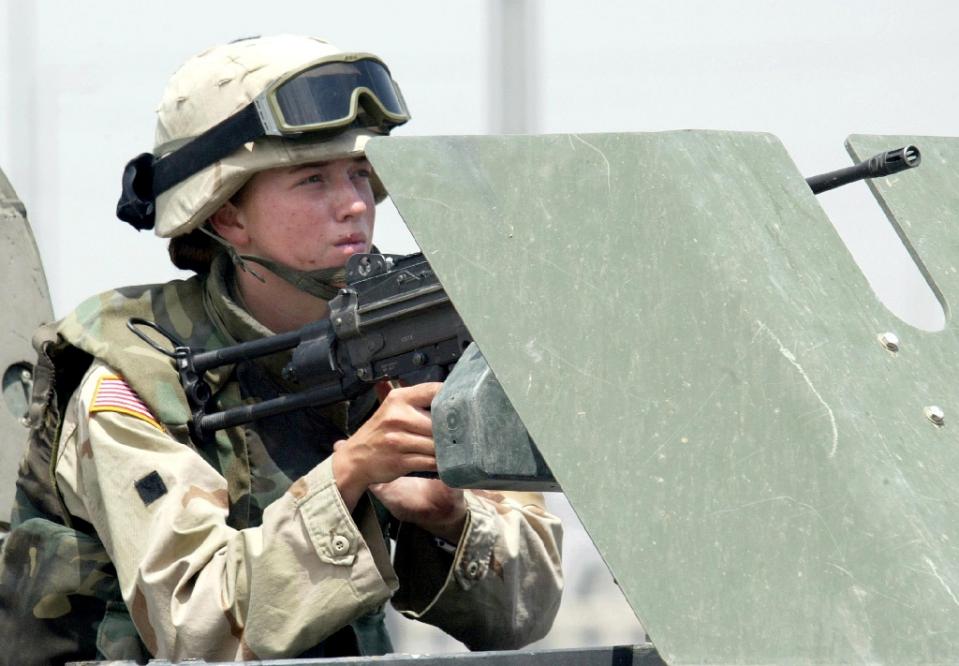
[{"x1": 0, "y1": 255, "x2": 564, "y2": 663}]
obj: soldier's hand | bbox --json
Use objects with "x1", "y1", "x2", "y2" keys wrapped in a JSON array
[
  {"x1": 370, "y1": 477, "x2": 467, "y2": 544},
  {"x1": 331, "y1": 382, "x2": 441, "y2": 510}
]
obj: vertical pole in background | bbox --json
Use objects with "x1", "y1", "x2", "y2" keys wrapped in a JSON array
[
  {"x1": 3, "y1": 1, "x2": 38, "y2": 209},
  {"x1": 487, "y1": 0, "x2": 539, "y2": 134}
]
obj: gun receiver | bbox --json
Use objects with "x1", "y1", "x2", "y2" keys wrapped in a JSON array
[{"x1": 806, "y1": 145, "x2": 921, "y2": 195}]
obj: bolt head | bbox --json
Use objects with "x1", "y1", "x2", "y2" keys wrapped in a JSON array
[
  {"x1": 878, "y1": 332, "x2": 900, "y2": 352},
  {"x1": 446, "y1": 410, "x2": 460, "y2": 431},
  {"x1": 924, "y1": 405, "x2": 945, "y2": 426}
]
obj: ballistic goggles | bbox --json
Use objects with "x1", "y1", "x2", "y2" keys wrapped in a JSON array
[{"x1": 117, "y1": 53, "x2": 410, "y2": 230}]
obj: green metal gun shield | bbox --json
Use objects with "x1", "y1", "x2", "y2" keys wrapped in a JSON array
[
  {"x1": 0, "y1": 167, "x2": 53, "y2": 530},
  {"x1": 367, "y1": 131, "x2": 959, "y2": 664}
]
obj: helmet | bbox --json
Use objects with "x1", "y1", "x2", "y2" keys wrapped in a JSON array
[{"x1": 125, "y1": 35, "x2": 408, "y2": 238}]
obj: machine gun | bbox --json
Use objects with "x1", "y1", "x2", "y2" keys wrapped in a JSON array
[{"x1": 132, "y1": 251, "x2": 557, "y2": 491}]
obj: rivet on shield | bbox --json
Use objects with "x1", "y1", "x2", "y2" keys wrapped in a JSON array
[
  {"x1": 924, "y1": 405, "x2": 945, "y2": 427},
  {"x1": 877, "y1": 332, "x2": 900, "y2": 352}
]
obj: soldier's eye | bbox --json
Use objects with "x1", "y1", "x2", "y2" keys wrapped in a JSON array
[{"x1": 300, "y1": 173, "x2": 325, "y2": 185}]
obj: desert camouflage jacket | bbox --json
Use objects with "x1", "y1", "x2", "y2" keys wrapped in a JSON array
[{"x1": 0, "y1": 257, "x2": 563, "y2": 664}]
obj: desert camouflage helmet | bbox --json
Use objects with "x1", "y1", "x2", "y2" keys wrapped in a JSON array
[{"x1": 147, "y1": 35, "x2": 402, "y2": 238}]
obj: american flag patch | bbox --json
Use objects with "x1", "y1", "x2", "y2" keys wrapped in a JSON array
[{"x1": 90, "y1": 375, "x2": 162, "y2": 430}]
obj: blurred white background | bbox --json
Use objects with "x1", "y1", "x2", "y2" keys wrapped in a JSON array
[{"x1": 2, "y1": 0, "x2": 957, "y2": 654}]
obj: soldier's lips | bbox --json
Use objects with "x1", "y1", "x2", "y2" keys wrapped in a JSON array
[
  {"x1": 333, "y1": 235, "x2": 368, "y2": 255},
  {"x1": 333, "y1": 241, "x2": 368, "y2": 255}
]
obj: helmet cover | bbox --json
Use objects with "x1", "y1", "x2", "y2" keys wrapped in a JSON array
[{"x1": 153, "y1": 35, "x2": 389, "y2": 238}]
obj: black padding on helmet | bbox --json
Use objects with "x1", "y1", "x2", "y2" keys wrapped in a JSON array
[{"x1": 116, "y1": 152, "x2": 157, "y2": 230}]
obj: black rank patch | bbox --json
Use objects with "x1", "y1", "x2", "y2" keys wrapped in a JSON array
[{"x1": 135, "y1": 470, "x2": 168, "y2": 506}]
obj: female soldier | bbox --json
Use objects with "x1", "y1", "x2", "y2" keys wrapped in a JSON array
[{"x1": 0, "y1": 35, "x2": 562, "y2": 663}]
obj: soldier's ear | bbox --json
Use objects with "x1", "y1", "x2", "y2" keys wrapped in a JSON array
[{"x1": 209, "y1": 201, "x2": 249, "y2": 246}]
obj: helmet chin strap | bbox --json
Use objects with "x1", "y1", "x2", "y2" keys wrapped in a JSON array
[
  {"x1": 198, "y1": 226, "x2": 345, "y2": 301},
  {"x1": 236, "y1": 255, "x2": 345, "y2": 301}
]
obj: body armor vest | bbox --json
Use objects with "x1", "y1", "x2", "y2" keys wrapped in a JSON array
[{"x1": 0, "y1": 273, "x2": 384, "y2": 663}]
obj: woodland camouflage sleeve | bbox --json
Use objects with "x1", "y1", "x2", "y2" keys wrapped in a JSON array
[
  {"x1": 390, "y1": 489, "x2": 564, "y2": 649},
  {"x1": 55, "y1": 361, "x2": 398, "y2": 661}
]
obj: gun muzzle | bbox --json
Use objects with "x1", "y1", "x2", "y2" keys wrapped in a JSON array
[{"x1": 806, "y1": 145, "x2": 921, "y2": 195}]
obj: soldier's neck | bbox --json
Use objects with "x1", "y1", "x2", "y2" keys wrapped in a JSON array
[{"x1": 235, "y1": 266, "x2": 330, "y2": 333}]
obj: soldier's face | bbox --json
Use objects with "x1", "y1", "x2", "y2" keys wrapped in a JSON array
[{"x1": 228, "y1": 157, "x2": 376, "y2": 270}]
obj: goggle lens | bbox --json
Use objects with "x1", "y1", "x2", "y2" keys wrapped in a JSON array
[{"x1": 274, "y1": 58, "x2": 408, "y2": 130}]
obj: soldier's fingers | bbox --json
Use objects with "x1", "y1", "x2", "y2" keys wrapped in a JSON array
[
  {"x1": 402, "y1": 455, "x2": 438, "y2": 473},
  {"x1": 391, "y1": 382, "x2": 442, "y2": 408},
  {"x1": 401, "y1": 409, "x2": 435, "y2": 436},
  {"x1": 391, "y1": 432, "x2": 436, "y2": 456},
  {"x1": 379, "y1": 399, "x2": 434, "y2": 436}
]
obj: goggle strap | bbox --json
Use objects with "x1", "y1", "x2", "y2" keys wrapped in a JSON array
[{"x1": 152, "y1": 103, "x2": 264, "y2": 197}]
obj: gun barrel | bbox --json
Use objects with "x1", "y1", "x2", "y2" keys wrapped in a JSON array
[
  {"x1": 806, "y1": 145, "x2": 921, "y2": 195},
  {"x1": 189, "y1": 322, "x2": 329, "y2": 373},
  {"x1": 197, "y1": 381, "x2": 346, "y2": 436}
]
